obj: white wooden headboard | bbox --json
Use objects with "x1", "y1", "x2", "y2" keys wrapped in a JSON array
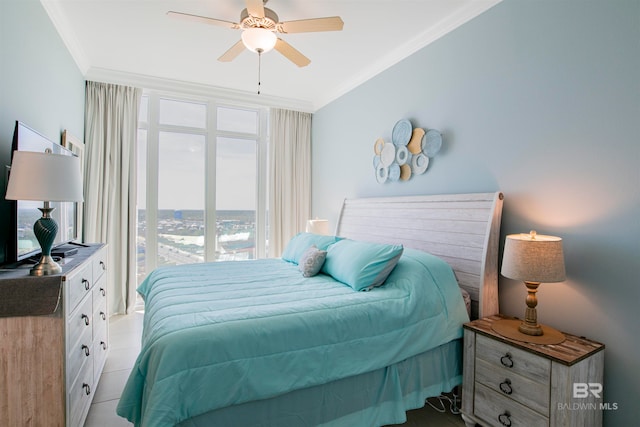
[{"x1": 335, "y1": 192, "x2": 504, "y2": 320}]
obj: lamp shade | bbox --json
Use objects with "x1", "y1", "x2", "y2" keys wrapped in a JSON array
[
  {"x1": 241, "y1": 28, "x2": 277, "y2": 53},
  {"x1": 5, "y1": 150, "x2": 84, "y2": 202},
  {"x1": 306, "y1": 219, "x2": 329, "y2": 235},
  {"x1": 501, "y1": 231, "x2": 566, "y2": 283}
]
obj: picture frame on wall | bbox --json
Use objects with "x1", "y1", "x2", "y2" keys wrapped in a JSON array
[{"x1": 62, "y1": 129, "x2": 85, "y2": 241}]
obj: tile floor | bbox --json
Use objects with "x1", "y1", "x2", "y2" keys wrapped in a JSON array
[
  {"x1": 84, "y1": 313, "x2": 466, "y2": 427},
  {"x1": 84, "y1": 312, "x2": 142, "y2": 426}
]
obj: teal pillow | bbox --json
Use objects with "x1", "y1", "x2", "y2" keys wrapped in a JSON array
[
  {"x1": 322, "y1": 239, "x2": 404, "y2": 291},
  {"x1": 281, "y1": 232, "x2": 342, "y2": 264}
]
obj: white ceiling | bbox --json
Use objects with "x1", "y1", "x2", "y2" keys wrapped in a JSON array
[{"x1": 42, "y1": 0, "x2": 501, "y2": 112}]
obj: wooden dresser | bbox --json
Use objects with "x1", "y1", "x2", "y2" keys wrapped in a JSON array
[
  {"x1": 0, "y1": 244, "x2": 108, "y2": 427},
  {"x1": 462, "y1": 315, "x2": 605, "y2": 427}
]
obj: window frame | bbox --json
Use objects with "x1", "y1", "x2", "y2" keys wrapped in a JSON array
[{"x1": 138, "y1": 91, "x2": 269, "y2": 279}]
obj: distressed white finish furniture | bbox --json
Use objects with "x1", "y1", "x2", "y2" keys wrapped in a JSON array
[
  {"x1": 337, "y1": 191, "x2": 504, "y2": 319},
  {"x1": 462, "y1": 315, "x2": 605, "y2": 427},
  {"x1": 0, "y1": 244, "x2": 108, "y2": 427}
]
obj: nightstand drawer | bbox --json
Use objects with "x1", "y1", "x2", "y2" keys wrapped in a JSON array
[
  {"x1": 474, "y1": 382, "x2": 548, "y2": 427},
  {"x1": 476, "y1": 358, "x2": 549, "y2": 415},
  {"x1": 476, "y1": 334, "x2": 550, "y2": 384},
  {"x1": 462, "y1": 316, "x2": 605, "y2": 427}
]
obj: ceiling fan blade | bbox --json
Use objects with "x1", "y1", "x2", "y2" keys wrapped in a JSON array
[
  {"x1": 167, "y1": 11, "x2": 238, "y2": 29},
  {"x1": 245, "y1": 0, "x2": 265, "y2": 18},
  {"x1": 218, "y1": 40, "x2": 246, "y2": 62},
  {"x1": 279, "y1": 16, "x2": 344, "y2": 33},
  {"x1": 274, "y1": 38, "x2": 310, "y2": 67}
]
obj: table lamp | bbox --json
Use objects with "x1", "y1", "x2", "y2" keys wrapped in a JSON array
[
  {"x1": 306, "y1": 218, "x2": 329, "y2": 235},
  {"x1": 5, "y1": 150, "x2": 84, "y2": 276},
  {"x1": 492, "y1": 230, "x2": 567, "y2": 344}
]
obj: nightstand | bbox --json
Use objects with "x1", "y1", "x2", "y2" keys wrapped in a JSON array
[{"x1": 461, "y1": 315, "x2": 604, "y2": 427}]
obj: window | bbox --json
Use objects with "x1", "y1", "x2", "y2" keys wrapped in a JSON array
[
  {"x1": 136, "y1": 128, "x2": 147, "y2": 283},
  {"x1": 137, "y1": 95, "x2": 268, "y2": 284},
  {"x1": 159, "y1": 98, "x2": 207, "y2": 128},
  {"x1": 216, "y1": 136, "x2": 257, "y2": 260}
]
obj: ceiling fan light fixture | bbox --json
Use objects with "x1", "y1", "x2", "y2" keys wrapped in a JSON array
[{"x1": 241, "y1": 28, "x2": 277, "y2": 53}]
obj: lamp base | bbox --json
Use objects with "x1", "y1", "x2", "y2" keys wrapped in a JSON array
[
  {"x1": 30, "y1": 255, "x2": 62, "y2": 276},
  {"x1": 30, "y1": 202, "x2": 61, "y2": 276},
  {"x1": 492, "y1": 318, "x2": 566, "y2": 345}
]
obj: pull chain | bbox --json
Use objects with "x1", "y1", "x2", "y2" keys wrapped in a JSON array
[{"x1": 256, "y1": 48, "x2": 263, "y2": 95}]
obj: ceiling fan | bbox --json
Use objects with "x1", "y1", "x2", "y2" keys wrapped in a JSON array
[{"x1": 167, "y1": 0, "x2": 344, "y2": 67}]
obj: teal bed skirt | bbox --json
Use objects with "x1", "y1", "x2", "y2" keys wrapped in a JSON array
[{"x1": 178, "y1": 339, "x2": 462, "y2": 427}]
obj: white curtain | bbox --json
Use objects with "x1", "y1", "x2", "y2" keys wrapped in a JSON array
[
  {"x1": 269, "y1": 109, "x2": 312, "y2": 257},
  {"x1": 84, "y1": 81, "x2": 141, "y2": 315}
]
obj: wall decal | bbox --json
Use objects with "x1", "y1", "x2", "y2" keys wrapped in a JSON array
[{"x1": 373, "y1": 119, "x2": 442, "y2": 183}]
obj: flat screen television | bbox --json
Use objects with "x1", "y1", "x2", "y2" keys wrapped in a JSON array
[{"x1": 8, "y1": 121, "x2": 79, "y2": 262}]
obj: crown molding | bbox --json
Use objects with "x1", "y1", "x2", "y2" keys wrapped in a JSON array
[
  {"x1": 85, "y1": 67, "x2": 316, "y2": 113},
  {"x1": 41, "y1": 0, "x2": 501, "y2": 113},
  {"x1": 312, "y1": 0, "x2": 503, "y2": 111},
  {"x1": 40, "y1": 0, "x2": 90, "y2": 74}
]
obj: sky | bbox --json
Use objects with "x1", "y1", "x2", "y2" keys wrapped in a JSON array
[{"x1": 137, "y1": 97, "x2": 261, "y2": 211}]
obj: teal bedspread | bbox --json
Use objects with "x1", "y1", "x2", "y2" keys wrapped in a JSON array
[{"x1": 116, "y1": 249, "x2": 469, "y2": 427}]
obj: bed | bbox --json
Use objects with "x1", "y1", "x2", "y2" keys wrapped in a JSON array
[{"x1": 117, "y1": 191, "x2": 503, "y2": 427}]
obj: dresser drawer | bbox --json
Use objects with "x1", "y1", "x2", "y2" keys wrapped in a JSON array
[
  {"x1": 92, "y1": 249, "x2": 107, "y2": 282},
  {"x1": 93, "y1": 291, "x2": 107, "y2": 337},
  {"x1": 68, "y1": 355, "x2": 94, "y2": 427},
  {"x1": 67, "y1": 324, "x2": 94, "y2": 387},
  {"x1": 93, "y1": 324, "x2": 109, "y2": 384},
  {"x1": 476, "y1": 334, "x2": 550, "y2": 384},
  {"x1": 92, "y1": 275, "x2": 107, "y2": 309},
  {"x1": 476, "y1": 357, "x2": 549, "y2": 415},
  {"x1": 67, "y1": 294, "x2": 93, "y2": 353},
  {"x1": 66, "y1": 263, "x2": 93, "y2": 316},
  {"x1": 474, "y1": 382, "x2": 548, "y2": 427}
]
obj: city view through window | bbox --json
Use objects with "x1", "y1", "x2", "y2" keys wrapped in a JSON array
[
  {"x1": 137, "y1": 95, "x2": 267, "y2": 285},
  {"x1": 137, "y1": 208, "x2": 256, "y2": 266}
]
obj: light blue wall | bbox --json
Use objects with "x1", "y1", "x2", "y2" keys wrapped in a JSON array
[
  {"x1": 312, "y1": 0, "x2": 639, "y2": 424},
  {"x1": 0, "y1": 0, "x2": 85, "y2": 263}
]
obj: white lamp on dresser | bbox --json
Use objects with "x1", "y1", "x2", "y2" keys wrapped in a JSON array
[{"x1": 5, "y1": 149, "x2": 83, "y2": 276}]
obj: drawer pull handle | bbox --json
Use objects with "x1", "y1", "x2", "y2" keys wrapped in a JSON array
[
  {"x1": 100, "y1": 261, "x2": 106, "y2": 271},
  {"x1": 498, "y1": 411, "x2": 512, "y2": 427},
  {"x1": 81, "y1": 344, "x2": 91, "y2": 357},
  {"x1": 499, "y1": 379, "x2": 513, "y2": 395},
  {"x1": 100, "y1": 287, "x2": 106, "y2": 297},
  {"x1": 83, "y1": 383, "x2": 91, "y2": 396},
  {"x1": 81, "y1": 314, "x2": 90, "y2": 326},
  {"x1": 500, "y1": 353, "x2": 514, "y2": 368},
  {"x1": 101, "y1": 341, "x2": 107, "y2": 350},
  {"x1": 82, "y1": 278, "x2": 90, "y2": 290},
  {"x1": 100, "y1": 311, "x2": 106, "y2": 321}
]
